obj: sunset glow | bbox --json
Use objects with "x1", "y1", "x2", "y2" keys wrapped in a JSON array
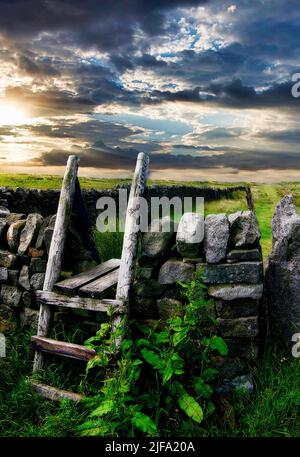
[
  {"x1": 0, "y1": 0, "x2": 298, "y2": 180},
  {"x1": 0, "y1": 102, "x2": 27, "y2": 126}
]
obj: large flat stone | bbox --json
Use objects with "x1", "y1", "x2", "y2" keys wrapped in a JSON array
[
  {"x1": 197, "y1": 262, "x2": 263, "y2": 284},
  {"x1": 158, "y1": 259, "x2": 194, "y2": 284},
  {"x1": 6, "y1": 219, "x2": 26, "y2": 252},
  {"x1": 176, "y1": 213, "x2": 204, "y2": 258},
  {"x1": 208, "y1": 283, "x2": 263, "y2": 301},
  {"x1": 204, "y1": 214, "x2": 229, "y2": 263},
  {"x1": 18, "y1": 214, "x2": 43, "y2": 255}
]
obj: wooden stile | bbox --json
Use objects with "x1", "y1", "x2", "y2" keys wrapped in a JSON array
[
  {"x1": 33, "y1": 155, "x2": 80, "y2": 371},
  {"x1": 31, "y1": 152, "x2": 150, "y2": 400}
]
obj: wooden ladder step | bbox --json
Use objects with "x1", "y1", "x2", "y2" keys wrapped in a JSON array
[
  {"x1": 36, "y1": 290, "x2": 125, "y2": 314},
  {"x1": 30, "y1": 381, "x2": 84, "y2": 402},
  {"x1": 55, "y1": 258, "x2": 120, "y2": 293},
  {"x1": 79, "y1": 269, "x2": 119, "y2": 298},
  {"x1": 32, "y1": 336, "x2": 96, "y2": 362}
]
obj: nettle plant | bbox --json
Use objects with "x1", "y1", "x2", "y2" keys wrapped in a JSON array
[{"x1": 78, "y1": 270, "x2": 228, "y2": 437}]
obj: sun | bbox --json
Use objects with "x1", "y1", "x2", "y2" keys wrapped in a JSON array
[{"x1": 0, "y1": 101, "x2": 28, "y2": 126}]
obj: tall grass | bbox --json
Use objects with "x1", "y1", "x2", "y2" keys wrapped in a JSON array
[{"x1": 1, "y1": 326, "x2": 300, "y2": 437}]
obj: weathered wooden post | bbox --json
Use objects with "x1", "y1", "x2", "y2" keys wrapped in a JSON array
[
  {"x1": 33, "y1": 155, "x2": 80, "y2": 371},
  {"x1": 113, "y1": 153, "x2": 150, "y2": 343}
]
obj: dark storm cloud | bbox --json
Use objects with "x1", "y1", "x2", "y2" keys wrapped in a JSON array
[
  {"x1": 24, "y1": 117, "x2": 299, "y2": 173},
  {"x1": 1, "y1": 0, "x2": 300, "y2": 177},
  {"x1": 151, "y1": 79, "x2": 298, "y2": 111},
  {"x1": 16, "y1": 54, "x2": 60, "y2": 77},
  {"x1": 2, "y1": 0, "x2": 299, "y2": 114},
  {"x1": 25, "y1": 118, "x2": 143, "y2": 145},
  {"x1": 0, "y1": 0, "x2": 208, "y2": 49},
  {"x1": 37, "y1": 143, "x2": 300, "y2": 172},
  {"x1": 256, "y1": 129, "x2": 300, "y2": 144}
]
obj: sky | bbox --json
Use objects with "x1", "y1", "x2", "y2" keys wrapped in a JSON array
[{"x1": 0, "y1": 0, "x2": 299, "y2": 182}]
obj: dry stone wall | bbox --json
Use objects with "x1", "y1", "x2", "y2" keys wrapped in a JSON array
[
  {"x1": 0, "y1": 186, "x2": 262, "y2": 389},
  {"x1": 0, "y1": 185, "x2": 252, "y2": 223},
  {"x1": 133, "y1": 210, "x2": 263, "y2": 386},
  {"x1": 0, "y1": 208, "x2": 97, "y2": 335}
]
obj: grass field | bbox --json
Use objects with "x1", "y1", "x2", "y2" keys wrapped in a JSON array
[
  {"x1": 1, "y1": 174, "x2": 300, "y2": 437},
  {"x1": 1, "y1": 173, "x2": 300, "y2": 261}
]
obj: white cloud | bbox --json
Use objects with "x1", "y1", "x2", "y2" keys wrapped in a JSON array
[{"x1": 227, "y1": 5, "x2": 237, "y2": 13}]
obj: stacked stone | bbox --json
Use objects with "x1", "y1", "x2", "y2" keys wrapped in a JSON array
[
  {"x1": 0, "y1": 211, "x2": 51, "y2": 332},
  {"x1": 134, "y1": 210, "x2": 263, "y2": 384},
  {"x1": 0, "y1": 185, "x2": 252, "y2": 226},
  {"x1": 0, "y1": 208, "x2": 100, "y2": 333}
]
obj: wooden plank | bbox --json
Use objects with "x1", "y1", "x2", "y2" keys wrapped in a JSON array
[
  {"x1": 32, "y1": 336, "x2": 96, "y2": 362},
  {"x1": 30, "y1": 382, "x2": 84, "y2": 402},
  {"x1": 34, "y1": 155, "x2": 80, "y2": 372},
  {"x1": 54, "y1": 258, "x2": 120, "y2": 293},
  {"x1": 79, "y1": 269, "x2": 119, "y2": 297},
  {"x1": 113, "y1": 152, "x2": 150, "y2": 348},
  {"x1": 36, "y1": 290, "x2": 124, "y2": 313}
]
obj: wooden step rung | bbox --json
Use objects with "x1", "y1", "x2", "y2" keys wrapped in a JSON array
[
  {"x1": 55, "y1": 259, "x2": 120, "y2": 293},
  {"x1": 79, "y1": 269, "x2": 119, "y2": 298},
  {"x1": 36, "y1": 290, "x2": 125, "y2": 314},
  {"x1": 30, "y1": 381, "x2": 84, "y2": 402},
  {"x1": 31, "y1": 336, "x2": 96, "y2": 361}
]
